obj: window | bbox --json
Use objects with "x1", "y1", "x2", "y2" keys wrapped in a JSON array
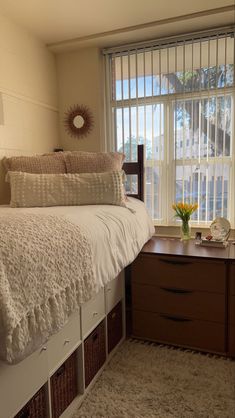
[{"x1": 104, "y1": 28, "x2": 235, "y2": 226}]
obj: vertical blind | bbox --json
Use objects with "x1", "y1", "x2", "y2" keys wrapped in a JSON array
[{"x1": 104, "y1": 28, "x2": 235, "y2": 225}]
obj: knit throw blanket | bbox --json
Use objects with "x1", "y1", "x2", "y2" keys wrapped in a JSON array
[{"x1": 0, "y1": 214, "x2": 97, "y2": 364}]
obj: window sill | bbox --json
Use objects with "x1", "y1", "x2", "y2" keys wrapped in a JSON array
[{"x1": 154, "y1": 225, "x2": 235, "y2": 240}]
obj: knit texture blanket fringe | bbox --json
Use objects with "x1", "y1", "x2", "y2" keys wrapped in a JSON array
[{"x1": 0, "y1": 214, "x2": 97, "y2": 364}]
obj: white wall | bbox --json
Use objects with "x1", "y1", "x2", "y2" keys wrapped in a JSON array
[
  {"x1": 56, "y1": 47, "x2": 104, "y2": 152},
  {"x1": 0, "y1": 13, "x2": 60, "y2": 203}
]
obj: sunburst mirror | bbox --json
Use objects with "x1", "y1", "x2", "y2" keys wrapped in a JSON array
[{"x1": 64, "y1": 105, "x2": 94, "y2": 138}]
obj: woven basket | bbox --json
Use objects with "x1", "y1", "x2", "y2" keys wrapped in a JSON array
[
  {"x1": 84, "y1": 320, "x2": 106, "y2": 387},
  {"x1": 14, "y1": 385, "x2": 47, "y2": 418},
  {"x1": 108, "y1": 301, "x2": 123, "y2": 353},
  {"x1": 51, "y1": 350, "x2": 78, "y2": 418}
]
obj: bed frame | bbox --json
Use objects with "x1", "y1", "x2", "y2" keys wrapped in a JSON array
[
  {"x1": 54, "y1": 144, "x2": 144, "y2": 202},
  {"x1": 123, "y1": 144, "x2": 144, "y2": 201},
  {"x1": 1, "y1": 146, "x2": 145, "y2": 418}
]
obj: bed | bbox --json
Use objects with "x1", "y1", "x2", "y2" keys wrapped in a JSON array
[{"x1": 0, "y1": 145, "x2": 154, "y2": 418}]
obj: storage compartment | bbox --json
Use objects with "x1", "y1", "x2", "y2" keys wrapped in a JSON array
[
  {"x1": 132, "y1": 254, "x2": 226, "y2": 293},
  {"x1": 14, "y1": 385, "x2": 47, "y2": 418},
  {"x1": 0, "y1": 345, "x2": 48, "y2": 418},
  {"x1": 81, "y1": 289, "x2": 105, "y2": 338},
  {"x1": 132, "y1": 283, "x2": 225, "y2": 323},
  {"x1": 108, "y1": 301, "x2": 123, "y2": 353},
  {"x1": 47, "y1": 311, "x2": 81, "y2": 374},
  {"x1": 50, "y1": 351, "x2": 78, "y2": 418},
  {"x1": 106, "y1": 273, "x2": 123, "y2": 313},
  {"x1": 133, "y1": 310, "x2": 225, "y2": 354},
  {"x1": 84, "y1": 320, "x2": 106, "y2": 388}
]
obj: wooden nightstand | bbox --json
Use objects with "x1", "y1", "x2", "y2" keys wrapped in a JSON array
[
  {"x1": 228, "y1": 245, "x2": 235, "y2": 357},
  {"x1": 131, "y1": 237, "x2": 231, "y2": 356}
]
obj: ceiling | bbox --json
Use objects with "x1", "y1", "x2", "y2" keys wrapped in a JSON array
[{"x1": 0, "y1": 0, "x2": 234, "y2": 49}]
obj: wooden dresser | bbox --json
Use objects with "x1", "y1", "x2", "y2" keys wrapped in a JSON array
[
  {"x1": 229, "y1": 245, "x2": 235, "y2": 357},
  {"x1": 131, "y1": 237, "x2": 235, "y2": 357}
]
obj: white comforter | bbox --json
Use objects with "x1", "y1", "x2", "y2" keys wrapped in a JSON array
[{"x1": 0, "y1": 198, "x2": 154, "y2": 363}]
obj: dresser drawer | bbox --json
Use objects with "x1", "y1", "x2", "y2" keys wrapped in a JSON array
[
  {"x1": 105, "y1": 273, "x2": 123, "y2": 314},
  {"x1": 133, "y1": 310, "x2": 225, "y2": 354},
  {"x1": 132, "y1": 255, "x2": 226, "y2": 293},
  {"x1": 132, "y1": 283, "x2": 225, "y2": 323},
  {"x1": 0, "y1": 346, "x2": 47, "y2": 418},
  {"x1": 47, "y1": 311, "x2": 81, "y2": 374},
  {"x1": 81, "y1": 289, "x2": 105, "y2": 338}
]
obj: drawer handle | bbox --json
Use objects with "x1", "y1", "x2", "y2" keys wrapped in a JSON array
[
  {"x1": 40, "y1": 346, "x2": 47, "y2": 352},
  {"x1": 64, "y1": 339, "x2": 70, "y2": 345},
  {"x1": 160, "y1": 314, "x2": 192, "y2": 322},
  {"x1": 160, "y1": 287, "x2": 193, "y2": 294},
  {"x1": 93, "y1": 312, "x2": 98, "y2": 317},
  {"x1": 159, "y1": 258, "x2": 192, "y2": 266}
]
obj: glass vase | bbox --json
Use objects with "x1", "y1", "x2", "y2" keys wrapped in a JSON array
[{"x1": 180, "y1": 220, "x2": 191, "y2": 241}]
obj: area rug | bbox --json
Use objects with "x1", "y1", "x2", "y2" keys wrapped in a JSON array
[{"x1": 73, "y1": 340, "x2": 235, "y2": 418}]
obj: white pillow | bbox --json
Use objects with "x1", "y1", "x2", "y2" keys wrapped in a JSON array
[{"x1": 8, "y1": 171, "x2": 127, "y2": 208}]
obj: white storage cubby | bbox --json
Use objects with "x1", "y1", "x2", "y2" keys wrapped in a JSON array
[{"x1": 0, "y1": 271, "x2": 125, "y2": 418}]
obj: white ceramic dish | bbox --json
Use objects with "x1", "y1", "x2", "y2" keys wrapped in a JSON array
[{"x1": 210, "y1": 217, "x2": 231, "y2": 241}]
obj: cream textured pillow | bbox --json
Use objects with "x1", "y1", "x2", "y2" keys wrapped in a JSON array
[
  {"x1": 8, "y1": 171, "x2": 127, "y2": 208},
  {"x1": 64, "y1": 151, "x2": 125, "y2": 173},
  {"x1": 3, "y1": 153, "x2": 66, "y2": 176}
]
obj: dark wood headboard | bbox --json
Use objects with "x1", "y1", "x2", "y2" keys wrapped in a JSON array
[
  {"x1": 123, "y1": 145, "x2": 144, "y2": 201},
  {"x1": 54, "y1": 144, "x2": 144, "y2": 202}
]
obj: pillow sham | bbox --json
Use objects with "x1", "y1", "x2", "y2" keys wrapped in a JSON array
[
  {"x1": 8, "y1": 171, "x2": 127, "y2": 208},
  {"x1": 64, "y1": 151, "x2": 125, "y2": 174},
  {"x1": 3, "y1": 152, "x2": 66, "y2": 177}
]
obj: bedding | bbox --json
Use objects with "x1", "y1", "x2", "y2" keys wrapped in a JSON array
[
  {"x1": 8, "y1": 170, "x2": 126, "y2": 208},
  {"x1": 64, "y1": 151, "x2": 124, "y2": 173},
  {"x1": 3, "y1": 152, "x2": 66, "y2": 176},
  {"x1": 0, "y1": 198, "x2": 154, "y2": 364}
]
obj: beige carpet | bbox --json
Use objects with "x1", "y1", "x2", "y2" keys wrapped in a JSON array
[{"x1": 73, "y1": 340, "x2": 235, "y2": 418}]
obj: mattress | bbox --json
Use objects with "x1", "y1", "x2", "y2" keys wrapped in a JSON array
[{"x1": 0, "y1": 197, "x2": 154, "y2": 289}]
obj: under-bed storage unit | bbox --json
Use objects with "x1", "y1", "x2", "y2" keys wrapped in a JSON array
[{"x1": 1, "y1": 273, "x2": 125, "y2": 418}]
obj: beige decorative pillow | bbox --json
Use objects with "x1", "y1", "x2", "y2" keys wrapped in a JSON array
[
  {"x1": 64, "y1": 151, "x2": 125, "y2": 174},
  {"x1": 3, "y1": 153, "x2": 66, "y2": 177},
  {"x1": 8, "y1": 171, "x2": 127, "y2": 208}
]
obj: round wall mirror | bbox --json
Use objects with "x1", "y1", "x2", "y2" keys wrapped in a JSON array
[
  {"x1": 73, "y1": 115, "x2": 85, "y2": 129},
  {"x1": 64, "y1": 105, "x2": 94, "y2": 138}
]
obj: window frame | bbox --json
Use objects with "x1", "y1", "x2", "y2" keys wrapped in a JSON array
[{"x1": 104, "y1": 37, "x2": 235, "y2": 228}]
